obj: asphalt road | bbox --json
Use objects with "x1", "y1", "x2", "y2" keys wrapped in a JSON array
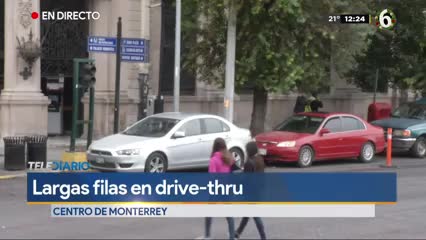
[{"x1": 1, "y1": 155, "x2": 426, "y2": 239}]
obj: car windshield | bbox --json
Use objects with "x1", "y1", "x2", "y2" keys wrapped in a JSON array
[
  {"x1": 275, "y1": 115, "x2": 325, "y2": 134},
  {"x1": 122, "y1": 117, "x2": 180, "y2": 137},
  {"x1": 392, "y1": 103, "x2": 426, "y2": 120}
]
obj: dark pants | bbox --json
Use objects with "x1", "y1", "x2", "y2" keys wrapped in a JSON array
[
  {"x1": 236, "y1": 217, "x2": 266, "y2": 240},
  {"x1": 205, "y1": 217, "x2": 235, "y2": 239}
]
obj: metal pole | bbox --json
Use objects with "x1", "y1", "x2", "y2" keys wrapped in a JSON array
[
  {"x1": 87, "y1": 86, "x2": 95, "y2": 149},
  {"x1": 373, "y1": 68, "x2": 379, "y2": 103},
  {"x1": 173, "y1": 0, "x2": 181, "y2": 112},
  {"x1": 224, "y1": 0, "x2": 237, "y2": 122},
  {"x1": 114, "y1": 17, "x2": 122, "y2": 133},
  {"x1": 70, "y1": 60, "x2": 80, "y2": 152}
]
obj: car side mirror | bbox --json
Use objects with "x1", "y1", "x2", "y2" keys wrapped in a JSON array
[
  {"x1": 319, "y1": 128, "x2": 330, "y2": 136},
  {"x1": 172, "y1": 131, "x2": 186, "y2": 139}
]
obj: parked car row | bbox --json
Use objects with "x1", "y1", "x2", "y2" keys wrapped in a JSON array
[{"x1": 87, "y1": 100, "x2": 426, "y2": 172}]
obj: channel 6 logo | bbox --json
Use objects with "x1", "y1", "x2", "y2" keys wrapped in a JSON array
[{"x1": 375, "y1": 9, "x2": 397, "y2": 30}]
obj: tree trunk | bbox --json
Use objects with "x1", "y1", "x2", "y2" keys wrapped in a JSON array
[
  {"x1": 249, "y1": 86, "x2": 268, "y2": 137},
  {"x1": 399, "y1": 88, "x2": 408, "y2": 104},
  {"x1": 391, "y1": 86, "x2": 398, "y2": 107}
]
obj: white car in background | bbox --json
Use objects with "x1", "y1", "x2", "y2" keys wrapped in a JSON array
[{"x1": 87, "y1": 112, "x2": 252, "y2": 172}]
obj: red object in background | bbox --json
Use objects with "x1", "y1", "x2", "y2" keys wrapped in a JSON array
[
  {"x1": 368, "y1": 102, "x2": 392, "y2": 122},
  {"x1": 255, "y1": 112, "x2": 386, "y2": 166}
]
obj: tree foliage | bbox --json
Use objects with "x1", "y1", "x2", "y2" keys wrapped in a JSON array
[
  {"x1": 347, "y1": 0, "x2": 426, "y2": 93},
  {"x1": 183, "y1": 0, "x2": 339, "y2": 94}
]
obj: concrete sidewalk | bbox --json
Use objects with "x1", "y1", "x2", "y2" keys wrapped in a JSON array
[
  {"x1": 0, "y1": 136, "x2": 87, "y2": 178},
  {"x1": 0, "y1": 136, "x2": 87, "y2": 155}
]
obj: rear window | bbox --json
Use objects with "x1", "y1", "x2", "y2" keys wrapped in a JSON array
[
  {"x1": 342, "y1": 117, "x2": 365, "y2": 131},
  {"x1": 275, "y1": 115, "x2": 324, "y2": 134},
  {"x1": 123, "y1": 117, "x2": 180, "y2": 137}
]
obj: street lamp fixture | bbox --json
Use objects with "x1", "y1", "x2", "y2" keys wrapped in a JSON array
[{"x1": 16, "y1": 29, "x2": 42, "y2": 80}]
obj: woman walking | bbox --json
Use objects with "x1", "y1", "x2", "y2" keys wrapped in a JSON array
[
  {"x1": 235, "y1": 141, "x2": 267, "y2": 240},
  {"x1": 199, "y1": 138, "x2": 236, "y2": 240}
]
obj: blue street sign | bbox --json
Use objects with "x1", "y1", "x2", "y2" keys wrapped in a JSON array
[
  {"x1": 88, "y1": 36, "x2": 117, "y2": 46},
  {"x1": 121, "y1": 46, "x2": 144, "y2": 55},
  {"x1": 88, "y1": 36, "x2": 148, "y2": 62},
  {"x1": 121, "y1": 38, "x2": 146, "y2": 62},
  {"x1": 88, "y1": 36, "x2": 117, "y2": 53},
  {"x1": 122, "y1": 38, "x2": 145, "y2": 47},
  {"x1": 88, "y1": 45, "x2": 116, "y2": 53},
  {"x1": 121, "y1": 55, "x2": 145, "y2": 62}
]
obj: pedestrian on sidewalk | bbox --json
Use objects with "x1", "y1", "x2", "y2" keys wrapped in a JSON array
[
  {"x1": 235, "y1": 141, "x2": 267, "y2": 240},
  {"x1": 309, "y1": 92, "x2": 323, "y2": 112},
  {"x1": 293, "y1": 95, "x2": 307, "y2": 114},
  {"x1": 198, "y1": 138, "x2": 236, "y2": 240}
]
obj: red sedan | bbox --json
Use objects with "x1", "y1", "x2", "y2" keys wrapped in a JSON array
[{"x1": 255, "y1": 112, "x2": 386, "y2": 167}]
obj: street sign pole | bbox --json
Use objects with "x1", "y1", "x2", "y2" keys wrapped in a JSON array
[
  {"x1": 114, "y1": 17, "x2": 122, "y2": 133},
  {"x1": 173, "y1": 0, "x2": 181, "y2": 112},
  {"x1": 87, "y1": 86, "x2": 95, "y2": 149},
  {"x1": 224, "y1": 0, "x2": 237, "y2": 122}
]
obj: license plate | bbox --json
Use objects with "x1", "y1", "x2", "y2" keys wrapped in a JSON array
[
  {"x1": 258, "y1": 148, "x2": 267, "y2": 155},
  {"x1": 96, "y1": 157, "x2": 105, "y2": 164}
]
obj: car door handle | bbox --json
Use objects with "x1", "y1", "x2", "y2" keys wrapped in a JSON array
[{"x1": 338, "y1": 138, "x2": 343, "y2": 141}]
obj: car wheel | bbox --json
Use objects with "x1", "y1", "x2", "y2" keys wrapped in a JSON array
[
  {"x1": 145, "y1": 153, "x2": 168, "y2": 173},
  {"x1": 230, "y1": 148, "x2": 244, "y2": 168},
  {"x1": 298, "y1": 145, "x2": 314, "y2": 168},
  {"x1": 411, "y1": 137, "x2": 426, "y2": 158},
  {"x1": 359, "y1": 142, "x2": 375, "y2": 163}
]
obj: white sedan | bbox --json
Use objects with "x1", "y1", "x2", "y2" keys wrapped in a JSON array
[{"x1": 87, "y1": 112, "x2": 252, "y2": 172}]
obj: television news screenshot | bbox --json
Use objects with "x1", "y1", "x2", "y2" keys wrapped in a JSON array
[{"x1": 0, "y1": 0, "x2": 424, "y2": 239}]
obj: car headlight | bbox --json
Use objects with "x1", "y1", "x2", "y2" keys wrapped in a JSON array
[
  {"x1": 393, "y1": 129, "x2": 411, "y2": 137},
  {"x1": 276, "y1": 141, "x2": 296, "y2": 147},
  {"x1": 116, "y1": 149, "x2": 141, "y2": 156}
]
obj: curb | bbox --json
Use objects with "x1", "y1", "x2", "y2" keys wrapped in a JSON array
[{"x1": 0, "y1": 173, "x2": 27, "y2": 180}]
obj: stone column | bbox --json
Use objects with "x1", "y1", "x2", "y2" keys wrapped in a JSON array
[
  {"x1": 0, "y1": 0, "x2": 49, "y2": 140},
  {"x1": 82, "y1": 0, "x2": 134, "y2": 138}
]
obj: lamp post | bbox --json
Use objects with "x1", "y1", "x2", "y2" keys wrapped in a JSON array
[
  {"x1": 224, "y1": 0, "x2": 237, "y2": 122},
  {"x1": 173, "y1": 0, "x2": 181, "y2": 112}
]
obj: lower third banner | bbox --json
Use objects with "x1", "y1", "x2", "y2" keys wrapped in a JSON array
[
  {"x1": 51, "y1": 204, "x2": 376, "y2": 218},
  {"x1": 27, "y1": 172, "x2": 397, "y2": 203}
]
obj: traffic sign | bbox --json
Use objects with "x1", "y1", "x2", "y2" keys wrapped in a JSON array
[
  {"x1": 87, "y1": 36, "x2": 117, "y2": 53},
  {"x1": 121, "y1": 38, "x2": 145, "y2": 62},
  {"x1": 121, "y1": 55, "x2": 144, "y2": 62},
  {"x1": 88, "y1": 45, "x2": 116, "y2": 53},
  {"x1": 121, "y1": 46, "x2": 144, "y2": 55},
  {"x1": 87, "y1": 36, "x2": 148, "y2": 62},
  {"x1": 122, "y1": 38, "x2": 145, "y2": 47},
  {"x1": 88, "y1": 36, "x2": 117, "y2": 46}
]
